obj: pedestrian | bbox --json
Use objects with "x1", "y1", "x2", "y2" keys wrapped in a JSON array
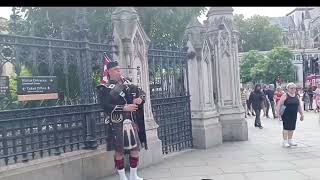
[
  {"x1": 246, "y1": 87, "x2": 255, "y2": 116},
  {"x1": 249, "y1": 84, "x2": 265, "y2": 129},
  {"x1": 302, "y1": 89, "x2": 310, "y2": 112},
  {"x1": 276, "y1": 82, "x2": 304, "y2": 148},
  {"x1": 275, "y1": 87, "x2": 285, "y2": 106},
  {"x1": 96, "y1": 61, "x2": 147, "y2": 180},
  {"x1": 262, "y1": 85, "x2": 268, "y2": 117},
  {"x1": 265, "y1": 84, "x2": 276, "y2": 118},
  {"x1": 241, "y1": 87, "x2": 248, "y2": 118},
  {"x1": 314, "y1": 83, "x2": 320, "y2": 112},
  {"x1": 308, "y1": 85, "x2": 314, "y2": 110}
]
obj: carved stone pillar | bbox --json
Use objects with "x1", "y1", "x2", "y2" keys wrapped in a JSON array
[
  {"x1": 184, "y1": 17, "x2": 222, "y2": 148},
  {"x1": 112, "y1": 7, "x2": 162, "y2": 168},
  {"x1": 207, "y1": 7, "x2": 248, "y2": 141}
]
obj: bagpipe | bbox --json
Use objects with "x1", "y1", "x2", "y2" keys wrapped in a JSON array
[{"x1": 97, "y1": 52, "x2": 147, "y2": 150}]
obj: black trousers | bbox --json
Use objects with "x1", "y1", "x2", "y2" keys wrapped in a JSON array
[
  {"x1": 309, "y1": 97, "x2": 313, "y2": 109},
  {"x1": 253, "y1": 108, "x2": 261, "y2": 126},
  {"x1": 266, "y1": 101, "x2": 276, "y2": 118}
]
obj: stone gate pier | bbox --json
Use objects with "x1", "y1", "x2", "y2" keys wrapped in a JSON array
[{"x1": 185, "y1": 7, "x2": 248, "y2": 149}]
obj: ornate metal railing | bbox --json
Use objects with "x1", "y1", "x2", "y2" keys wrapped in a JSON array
[
  {"x1": 0, "y1": 33, "x2": 116, "y2": 110},
  {"x1": 0, "y1": 104, "x2": 106, "y2": 166},
  {"x1": 148, "y1": 45, "x2": 193, "y2": 154}
]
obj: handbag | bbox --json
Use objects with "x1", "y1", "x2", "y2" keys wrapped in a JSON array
[{"x1": 279, "y1": 105, "x2": 286, "y2": 116}]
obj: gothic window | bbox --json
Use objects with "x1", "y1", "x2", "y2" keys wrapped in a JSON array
[{"x1": 302, "y1": 12, "x2": 304, "y2": 20}]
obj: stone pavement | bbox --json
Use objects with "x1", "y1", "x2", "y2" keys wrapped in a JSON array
[{"x1": 104, "y1": 112, "x2": 320, "y2": 180}]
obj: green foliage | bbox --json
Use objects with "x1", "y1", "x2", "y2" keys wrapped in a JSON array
[
  {"x1": 8, "y1": 8, "x2": 31, "y2": 35},
  {"x1": 10, "y1": 7, "x2": 205, "y2": 44},
  {"x1": 136, "y1": 7, "x2": 205, "y2": 46},
  {"x1": 240, "y1": 47, "x2": 295, "y2": 84},
  {"x1": 234, "y1": 14, "x2": 283, "y2": 52},
  {"x1": 0, "y1": 17, "x2": 9, "y2": 33},
  {"x1": 0, "y1": 65, "x2": 32, "y2": 110},
  {"x1": 264, "y1": 47, "x2": 295, "y2": 83},
  {"x1": 240, "y1": 50, "x2": 266, "y2": 83}
]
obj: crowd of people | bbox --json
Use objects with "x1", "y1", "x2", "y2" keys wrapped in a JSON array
[
  {"x1": 240, "y1": 82, "x2": 308, "y2": 148},
  {"x1": 240, "y1": 84, "x2": 286, "y2": 122},
  {"x1": 302, "y1": 83, "x2": 320, "y2": 112}
]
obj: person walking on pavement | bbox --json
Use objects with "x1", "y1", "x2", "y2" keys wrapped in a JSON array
[
  {"x1": 308, "y1": 85, "x2": 314, "y2": 110},
  {"x1": 275, "y1": 87, "x2": 285, "y2": 112},
  {"x1": 249, "y1": 84, "x2": 265, "y2": 129},
  {"x1": 246, "y1": 87, "x2": 255, "y2": 116},
  {"x1": 276, "y1": 83, "x2": 304, "y2": 148},
  {"x1": 265, "y1": 84, "x2": 276, "y2": 118},
  {"x1": 302, "y1": 89, "x2": 310, "y2": 112},
  {"x1": 262, "y1": 85, "x2": 268, "y2": 117},
  {"x1": 241, "y1": 87, "x2": 248, "y2": 118}
]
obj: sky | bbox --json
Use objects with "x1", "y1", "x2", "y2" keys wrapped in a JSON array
[{"x1": 0, "y1": 7, "x2": 296, "y2": 21}]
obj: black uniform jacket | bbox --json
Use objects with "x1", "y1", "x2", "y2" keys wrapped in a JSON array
[{"x1": 96, "y1": 79, "x2": 148, "y2": 150}]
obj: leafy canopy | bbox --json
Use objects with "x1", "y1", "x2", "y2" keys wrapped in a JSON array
[
  {"x1": 240, "y1": 47, "x2": 295, "y2": 84},
  {"x1": 234, "y1": 14, "x2": 283, "y2": 52}
]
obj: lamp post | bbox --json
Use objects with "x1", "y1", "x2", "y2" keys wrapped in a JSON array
[{"x1": 302, "y1": 49, "x2": 307, "y2": 89}]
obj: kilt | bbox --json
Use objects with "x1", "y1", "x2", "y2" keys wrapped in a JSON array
[{"x1": 106, "y1": 120, "x2": 141, "y2": 154}]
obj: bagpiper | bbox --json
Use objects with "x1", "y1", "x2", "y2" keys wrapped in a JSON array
[{"x1": 96, "y1": 61, "x2": 147, "y2": 180}]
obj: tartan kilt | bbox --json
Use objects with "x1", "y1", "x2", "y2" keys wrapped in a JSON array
[{"x1": 106, "y1": 120, "x2": 141, "y2": 154}]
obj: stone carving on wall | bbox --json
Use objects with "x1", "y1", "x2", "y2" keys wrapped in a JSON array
[
  {"x1": 202, "y1": 40, "x2": 215, "y2": 107},
  {"x1": 220, "y1": 29, "x2": 231, "y2": 57}
]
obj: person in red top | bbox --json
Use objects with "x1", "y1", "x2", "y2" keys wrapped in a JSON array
[
  {"x1": 275, "y1": 87, "x2": 284, "y2": 103},
  {"x1": 274, "y1": 87, "x2": 285, "y2": 117}
]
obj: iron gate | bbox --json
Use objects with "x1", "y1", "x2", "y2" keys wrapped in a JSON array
[{"x1": 148, "y1": 45, "x2": 193, "y2": 154}]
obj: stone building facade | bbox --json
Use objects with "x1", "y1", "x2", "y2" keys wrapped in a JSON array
[
  {"x1": 239, "y1": 7, "x2": 320, "y2": 85},
  {"x1": 269, "y1": 7, "x2": 320, "y2": 49}
]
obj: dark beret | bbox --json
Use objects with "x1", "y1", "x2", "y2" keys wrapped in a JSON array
[{"x1": 107, "y1": 61, "x2": 119, "y2": 70}]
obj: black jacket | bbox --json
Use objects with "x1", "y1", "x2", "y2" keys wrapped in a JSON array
[
  {"x1": 96, "y1": 80, "x2": 148, "y2": 151},
  {"x1": 249, "y1": 91, "x2": 265, "y2": 109}
]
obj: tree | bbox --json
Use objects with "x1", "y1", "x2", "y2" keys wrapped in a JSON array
[
  {"x1": 136, "y1": 7, "x2": 205, "y2": 46},
  {"x1": 12, "y1": 7, "x2": 205, "y2": 45},
  {"x1": 240, "y1": 50, "x2": 266, "y2": 83},
  {"x1": 264, "y1": 47, "x2": 295, "y2": 84},
  {"x1": 0, "y1": 17, "x2": 9, "y2": 33},
  {"x1": 0, "y1": 65, "x2": 32, "y2": 110},
  {"x1": 234, "y1": 14, "x2": 283, "y2": 52},
  {"x1": 240, "y1": 47, "x2": 295, "y2": 84}
]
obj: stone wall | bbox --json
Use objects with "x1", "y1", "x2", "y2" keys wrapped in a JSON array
[{"x1": 0, "y1": 146, "x2": 161, "y2": 180}]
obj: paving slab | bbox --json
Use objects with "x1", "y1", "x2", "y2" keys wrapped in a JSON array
[{"x1": 103, "y1": 112, "x2": 320, "y2": 180}]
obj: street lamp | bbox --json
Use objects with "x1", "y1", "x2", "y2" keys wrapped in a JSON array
[{"x1": 302, "y1": 49, "x2": 307, "y2": 89}]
